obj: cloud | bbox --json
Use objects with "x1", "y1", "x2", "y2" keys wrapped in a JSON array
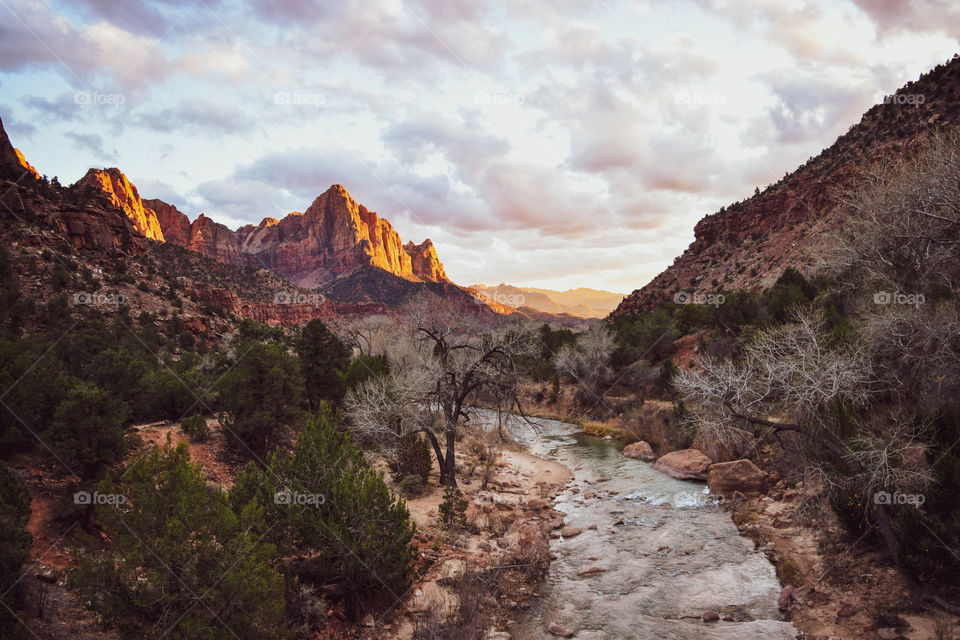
[
  {"x1": 64, "y1": 131, "x2": 118, "y2": 161},
  {"x1": 850, "y1": 0, "x2": 960, "y2": 37},
  {"x1": 131, "y1": 99, "x2": 254, "y2": 135},
  {"x1": 0, "y1": 0, "x2": 176, "y2": 88}
]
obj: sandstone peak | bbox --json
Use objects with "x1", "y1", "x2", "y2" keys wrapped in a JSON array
[
  {"x1": 78, "y1": 167, "x2": 165, "y2": 242},
  {"x1": 155, "y1": 183, "x2": 450, "y2": 288},
  {"x1": 13, "y1": 148, "x2": 40, "y2": 180},
  {"x1": 0, "y1": 116, "x2": 40, "y2": 182}
]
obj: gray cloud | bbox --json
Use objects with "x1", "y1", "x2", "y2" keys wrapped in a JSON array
[{"x1": 64, "y1": 131, "x2": 119, "y2": 161}]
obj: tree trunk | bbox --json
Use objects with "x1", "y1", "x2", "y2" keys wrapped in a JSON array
[
  {"x1": 443, "y1": 427, "x2": 457, "y2": 487},
  {"x1": 420, "y1": 428, "x2": 446, "y2": 485}
]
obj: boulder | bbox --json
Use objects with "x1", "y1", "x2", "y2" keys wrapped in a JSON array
[
  {"x1": 525, "y1": 497, "x2": 550, "y2": 510},
  {"x1": 623, "y1": 441, "x2": 655, "y2": 461},
  {"x1": 652, "y1": 449, "x2": 712, "y2": 481},
  {"x1": 547, "y1": 623, "x2": 574, "y2": 637},
  {"x1": 707, "y1": 459, "x2": 766, "y2": 494},
  {"x1": 559, "y1": 526, "x2": 582, "y2": 538}
]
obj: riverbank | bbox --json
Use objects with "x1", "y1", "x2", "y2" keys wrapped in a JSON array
[{"x1": 386, "y1": 431, "x2": 574, "y2": 638}]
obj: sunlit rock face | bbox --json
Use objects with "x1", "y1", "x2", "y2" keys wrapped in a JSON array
[
  {"x1": 77, "y1": 168, "x2": 165, "y2": 242},
  {"x1": 0, "y1": 115, "x2": 40, "y2": 181},
  {"x1": 156, "y1": 183, "x2": 450, "y2": 287}
]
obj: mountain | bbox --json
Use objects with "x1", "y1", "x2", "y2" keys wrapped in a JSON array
[
  {"x1": 152, "y1": 184, "x2": 449, "y2": 288},
  {"x1": 0, "y1": 117, "x2": 510, "y2": 325},
  {"x1": 613, "y1": 55, "x2": 960, "y2": 317},
  {"x1": 471, "y1": 283, "x2": 625, "y2": 318}
]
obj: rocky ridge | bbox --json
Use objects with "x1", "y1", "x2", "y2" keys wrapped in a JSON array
[{"x1": 613, "y1": 54, "x2": 960, "y2": 316}]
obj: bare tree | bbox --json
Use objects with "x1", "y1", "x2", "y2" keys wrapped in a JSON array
[
  {"x1": 820, "y1": 131, "x2": 960, "y2": 296},
  {"x1": 674, "y1": 312, "x2": 931, "y2": 560},
  {"x1": 552, "y1": 323, "x2": 615, "y2": 398},
  {"x1": 345, "y1": 295, "x2": 537, "y2": 486}
]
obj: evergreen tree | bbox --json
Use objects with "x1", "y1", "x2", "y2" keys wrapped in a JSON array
[
  {"x1": 217, "y1": 340, "x2": 303, "y2": 457},
  {"x1": 295, "y1": 320, "x2": 351, "y2": 409},
  {"x1": 230, "y1": 407, "x2": 415, "y2": 616},
  {"x1": 47, "y1": 381, "x2": 128, "y2": 480},
  {"x1": 84, "y1": 443, "x2": 285, "y2": 640}
]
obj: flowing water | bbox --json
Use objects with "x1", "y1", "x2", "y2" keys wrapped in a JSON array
[{"x1": 489, "y1": 413, "x2": 798, "y2": 640}]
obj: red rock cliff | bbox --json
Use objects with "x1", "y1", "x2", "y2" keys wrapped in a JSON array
[{"x1": 77, "y1": 168, "x2": 165, "y2": 242}]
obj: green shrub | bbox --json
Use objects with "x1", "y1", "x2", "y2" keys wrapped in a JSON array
[
  {"x1": 399, "y1": 474, "x2": 425, "y2": 497},
  {"x1": 438, "y1": 485, "x2": 468, "y2": 529},
  {"x1": 0, "y1": 465, "x2": 31, "y2": 639},
  {"x1": 180, "y1": 415, "x2": 210, "y2": 442},
  {"x1": 391, "y1": 434, "x2": 433, "y2": 482},
  {"x1": 81, "y1": 444, "x2": 285, "y2": 639},
  {"x1": 229, "y1": 407, "x2": 416, "y2": 617}
]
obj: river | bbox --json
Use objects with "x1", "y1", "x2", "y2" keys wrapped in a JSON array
[{"x1": 492, "y1": 413, "x2": 798, "y2": 639}]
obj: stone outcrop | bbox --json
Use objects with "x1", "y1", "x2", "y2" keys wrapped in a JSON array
[
  {"x1": 622, "y1": 441, "x2": 655, "y2": 461},
  {"x1": 77, "y1": 168, "x2": 165, "y2": 241},
  {"x1": 144, "y1": 198, "x2": 190, "y2": 245},
  {"x1": 404, "y1": 239, "x2": 447, "y2": 282},
  {"x1": 652, "y1": 449, "x2": 712, "y2": 481},
  {"x1": 707, "y1": 459, "x2": 767, "y2": 495}
]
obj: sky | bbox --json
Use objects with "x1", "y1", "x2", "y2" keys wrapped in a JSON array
[{"x1": 0, "y1": 0, "x2": 958, "y2": 293}]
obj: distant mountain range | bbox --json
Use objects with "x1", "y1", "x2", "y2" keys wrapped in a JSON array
[
  {"x1": 0, "y1": 119, "x2": 590, "y2": 327},
  {"x1": 613, "y1": 54, "x2": 960, "y2": 317},
  {"x1": 470, "y1": 283, "x2": 624, "y2": 319}
]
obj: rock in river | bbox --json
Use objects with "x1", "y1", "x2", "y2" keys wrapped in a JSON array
[{"x1": 652, "y1": 449, "x2": 712, "y2": 481}]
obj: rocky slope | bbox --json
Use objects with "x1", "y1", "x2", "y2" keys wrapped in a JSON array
[{"x1": 613, "y1": 54, "x2": 960, "y2": 316}]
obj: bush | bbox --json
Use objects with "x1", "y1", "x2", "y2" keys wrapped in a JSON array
[
  {"x1": 217, "y1": 340, "x2": 304, "y2": 457},
  {"x1": 391, "y1": 434, "x2": 432, "y2": 482},
  {"x1": 180, "y1": 414, "x2": 210, "y2": 442},
  {"x1": 438, "y1": 485, "x2": 468, "y2": 529},
  {"x1": 47, "y1": 381, "x2": 129, "y2": 480},
  {"x1": 81, "y1": 443, "x2": 285, "y2": 639},
  {"x1": 229, "y1": 407, "x2": 416, "y2": 618},
  {"x1": 398, "y1": 474, "x2": 425, "y2": 497}
]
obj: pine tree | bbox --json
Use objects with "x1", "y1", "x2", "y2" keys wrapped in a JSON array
[
  {"x1": 231, "y1": 407, "x2": 416, "y2": 616},
  {"x1": 84, "y1": 443, "x2": 285, "y2": 640}
]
